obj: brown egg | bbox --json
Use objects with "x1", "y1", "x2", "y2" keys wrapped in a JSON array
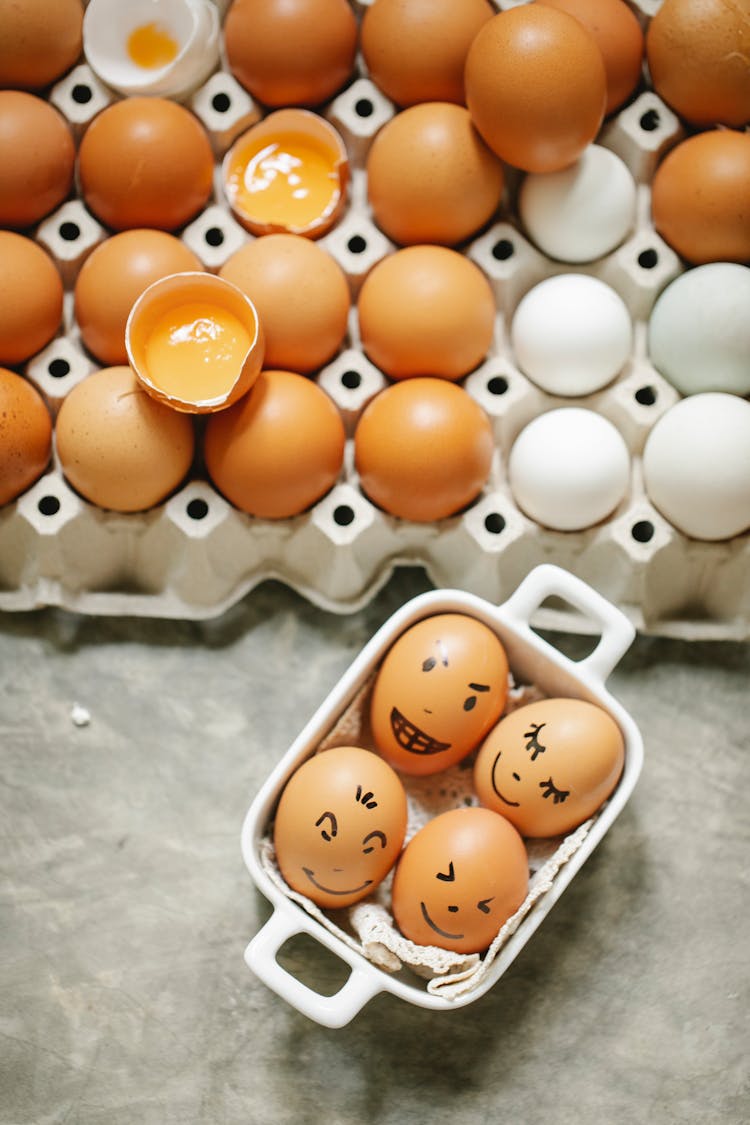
[
  {"x1": 78, "y1": 98, "x2": 214, "y2": 231},
  {"x1": 646, "y1": 0, "x2": 750, "y2": 128},
  {"x1": 537, "y1": 0, "x2": 644, "y2": 114},
  {"x1": 0, "y1": 92, "x2": 75, "y2": 229},
  {"x1": 0, "y1": 0, "x2": 83, "y2": 90},
  {"x1": 74, "y1": 231, "x2": 204, "y2": 365},
  {"x1": 651, "y1": 130, "x2": 750, "y2": 265},
  {"x1": 0, "y1": 232, "x2": 64, "y2": 365},
  {"x1": 361, "y1": 0, "x2": 495, "y2": 107},
  {"x1": 224, "y1": 0, "x2": 358, "y2": 108},
  {"x1": 55, "y1": 365, "x2": 195, "y2": 512},
  {"x1": 220, "y1": 235, "x2": 349, "y2": 374},
  {"x1": 365, "y1": 102, "x2": 505, "y2": 246},
  {"x1": 204, "y1": 369, "x2": 345, "y2": 518},
  {"x1": 370, "y1": 613, "x2": 509, "y2": 776},
  {"x1": 391, "y1": 807, "x2": 529, "y2": 954},
  {"x1": 474, "y1": 697, "x2": 625, "y2": 838},
  {"x1": 273, "y1": 746, "x2": 408, "y2": 910},
  {"x1": 464, "y1": 5, "x2": 607, "y2": 173},
  {"x1": 0, "y1": 368, "x2": 53, "y2": 506},
  {"x1": 357, "y1": 245, "x2": 496, "y2": 380},
  {"x1": 354, "y1": 378, "x2": 495, "y2": 522}
]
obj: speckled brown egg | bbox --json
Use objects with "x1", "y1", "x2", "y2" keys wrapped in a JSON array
[
  {"x1": 646, "y1": 0, "x2": 750, "y2": 128},
  {"x1": 55, "y1": 365, "x2": 195, "y2": 512},
  {"x1": 74, "y1": 230, "x2": 204, "y2": 366},
  {"x1": 219, "y1": 234, "x2": 350, "y2": 374},
  {"x1": 651, "y1": 129, "x2": 750, "y2": 265},
  {"x1": 0, "y1": 368, "x2": 53, "y2": 506},
  {"x1": 0, "y1": 0, "x2": 83, "y2": 90},
  {"x1": 357, "y1": 245, "x2": 496, "y2": 381},
  {"x1": 224, "y1": 0, "x2": 358, "y2": 107},
  {"x1": 366, "y1": 102, "x2": 505, "y2": 246},
  {"x1": 0, "y1": 232, "x2": 64, "y2": 365},
  {"x1": 361, "y1": 0, "x2": 495, "y2": 107},
  {"x1": 354, "y1": 378, "x2": 495, "y2": 522},
  {"x1": 78, "y1": 97, "x2": 214, "y2": 231},
  {"x1": 0, "y1": 92, "x2": 76, "y2": 229},
  {"x1": 464, "y1": 5, "x2": 607, "y2": 173}
]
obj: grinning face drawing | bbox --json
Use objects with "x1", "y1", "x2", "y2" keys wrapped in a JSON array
[
  {"x1": 473, "y1": 697, "x2": 626, "y2": 838},
  {"x1": 391, "y1": 807, "x2": 529, "y2": 954},
  {"x1": 273, "y1": 745, "x2": 408, "y2": 909},
  {"x1": 369, "y1": 613, "x2": 510, "y2": 776}
]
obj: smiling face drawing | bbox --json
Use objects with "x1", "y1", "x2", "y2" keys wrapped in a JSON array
[
  {"x1": 273, "y1": 745, "x2": 408, "y2": 909},
  {"x1": 473, "y1": 697, "x2": 626, "y2": 838},
  {"x1": 391, "y1": 807, "x2": 529, "y2": 954},
  {"x1": 369, "y1": 613, "x2": 509, "y2": 776}
]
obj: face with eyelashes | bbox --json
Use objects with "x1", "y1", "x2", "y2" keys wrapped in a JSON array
[
  {"x1": 370, "y1": 613, "x2": 509, "y2": 776},
  {"x1": 474, "y1": 697, "x2": 626, "y2": 838},
  {"x1": 391, "y1": 807, "x2": 529, "y2": 954},
  {"x1": 273, "y1": 745, "x2": 408, "y2": 909}
]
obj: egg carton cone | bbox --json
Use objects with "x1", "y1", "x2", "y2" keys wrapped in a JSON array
[{"x1": 3, "y1": 3, "x2": 749, "y2": 640}]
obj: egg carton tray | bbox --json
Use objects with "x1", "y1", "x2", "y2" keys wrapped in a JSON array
[{"x1": 2, "y1": 0, "x2": 748, "y2": 641}]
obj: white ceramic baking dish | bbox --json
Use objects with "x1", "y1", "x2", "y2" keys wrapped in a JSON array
[{"x1": 240, "y1": 563, "x2": 644, "y2": 1027}]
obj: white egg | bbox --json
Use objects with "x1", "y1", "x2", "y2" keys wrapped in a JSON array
[
  {"x1": 83, "y1": 0, "x2": 220, "y2": 99},
  {"x1": 510, "y1": 274, "x2": 633, "y2": 396},
  {"x1": 643, "y1": 393, "x2": 750, "y2": 541},
  {"x1": 518, "y1": 145, "x2": 637, "y2": 264},
  {"x1": 648, "y1": 264, "x2": 750, "y2": 397},
  {"x1": 509, "y1": 408, "x2": 631, "y2": 531}
]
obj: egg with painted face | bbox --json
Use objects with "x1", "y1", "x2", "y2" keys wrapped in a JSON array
[
  {"x1": 391, "y1": 807, "x2": 529, "y2": 954},
  {"x1": 370, "y1": 613, "x2": 509, "y2": 776},
  {"x1": 273, "y1": 746, "x2": 408, "y2": 909},
  {"x1": 474, "y1": 698, "x2": 625, "y2": 838}
]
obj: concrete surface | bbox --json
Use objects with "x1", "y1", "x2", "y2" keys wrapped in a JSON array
[{"x1": 1, "y1": 568, "x2": 748, "y2": 1125}]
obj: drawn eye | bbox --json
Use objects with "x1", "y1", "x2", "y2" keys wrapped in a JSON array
[
  {"x1": 463, "y1": 696, "x2": 477, "y2": 711},
  {"x1": 315, "y1": 811, "x2": 338, "y2": 841},
  {"x1": 422, "y1": 657, "x2": 436, "y2": 672},
  {"x1": 539, "y1": 777, "x2": 570, "y2": 804},
  {"x1": 477, "y1": 898, "x2": 494, "y2": 914},
  {"x1": 362, "y1": 830, "x2": 387, "y2": 853}
]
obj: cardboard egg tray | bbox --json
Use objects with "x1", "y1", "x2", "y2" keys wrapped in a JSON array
[{"x1": 2, "y1": 0, "x2": 748, "y2": 640}]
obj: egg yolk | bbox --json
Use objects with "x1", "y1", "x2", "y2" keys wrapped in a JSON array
[
  {"x1": 225, "y1": 134, "x2": 339, "y2": 229},
  {"x1": 127, "y1": 22, "x2": 179, "y2": 70},
  {"x1": 143, "y1": 301, "x2": 251, "y2": 404}
]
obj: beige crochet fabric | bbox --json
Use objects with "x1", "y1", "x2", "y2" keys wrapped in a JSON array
[{"x1": 260, "y1": 673, "x2": 593, "y2": 1001}]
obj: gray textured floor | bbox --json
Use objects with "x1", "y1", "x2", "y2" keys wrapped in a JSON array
[{"x1": 1, "y1": 568, "x2": 748, "y2": 1125}]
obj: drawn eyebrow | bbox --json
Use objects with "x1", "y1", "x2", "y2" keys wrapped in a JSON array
[
  {"x1": 468, "y1": 683, "x2": 490, "y2": 692},
  {"x1": 315, "y1": 811, "x2": 338, "y2": 840},
  {"x1": 355, "y1": 785, "x2": 378, "y2": 809},
  {"x1": 436, "y1": 861, "x2": 455, "y2": 882},
  {"x1": 362, "y1": 830, "x2": 387, "y2": 853}
]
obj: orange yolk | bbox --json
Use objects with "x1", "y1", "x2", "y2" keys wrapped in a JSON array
[
  {"x1": 127, "y1": 22, "x2": 179, "y2": 69},
  {"x1": 143, "y1": 301, "x2": 251, "y2": 403},
  {"x1": 226, "y1": 134, "x2": 340, "y2": 229}
]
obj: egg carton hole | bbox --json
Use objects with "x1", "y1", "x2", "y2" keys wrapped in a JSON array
[
  {"x1": 203, "y1": 226, "x2": 226, "y2": 248},
  {"x1": 634, "y1": 385, "x2": 657, "y2": 407},
  {"x1": 37, "y1": 495, "x2": 62, "y2": 518},
  {"x1": 491, "y1": 239, "x2": 515, "y2": 262},
  {"x1": 186, "y1": 498, "x2": 210, "y2": 521},
  {"x1": 347, "y1": 234, "x2": 369, "y2": 255},
  {"x1": 639, "y1": 109, "x2": 661, "y2": 133},
  {"x1": 58, "y1": 222, "x2": 82, "y2": 243},
  {"x1": 211, "y1": 92, "x2": 232, "y2": 114},
  {"x1": 354, "y1": 98, "x2": 375, "y2": 119},
  {"x1": 339, "y1": 369, "x2": 362, "y2": 390},
  {"x1": 71, "y1": 83, "x2": 94, "y2": 106},
  {"x1": 637, "y1": 248, "x2": 659, "y2": 270},
  {"x1": 631, "y1": 519, "x2": 655, "y2": 544},
  {"x1": 332, "y1": 504, "x2": 357, "y2": 527},
  {"x1": 47, "y1": 359, "x2": 72, "y2": 380},
  {"x1": 486, "y1": 375, "x2": 510, "y2": 396}
]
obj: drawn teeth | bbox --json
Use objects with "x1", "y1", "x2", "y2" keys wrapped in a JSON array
[{"x1": 389, "y1": 707, "x2": 451, "y2": 755}]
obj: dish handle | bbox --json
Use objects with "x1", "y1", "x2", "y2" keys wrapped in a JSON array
[
  {"x1": 245, "y1": 902, "x2": 382, "y2": 1028},
  {"x1": 500, "y1": 564, "x2": 635, "y2": 687}
]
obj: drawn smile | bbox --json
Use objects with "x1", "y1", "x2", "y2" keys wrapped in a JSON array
[
  {"x1": 420, "y1": 901, "x2": 464, "y2": 940},
  {"x1": 390, "y1": 707, "x2": 451, "y2": 756},
  {"x1": 491, "y1": 756, "x2": 521, "y2": 806},
  {"x1": 302, "y1": 868, "x2": 373, "y2": 896}
]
